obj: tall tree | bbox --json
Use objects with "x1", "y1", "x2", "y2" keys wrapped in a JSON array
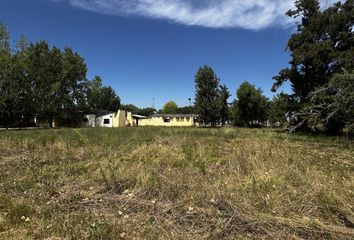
[
  {"x1": 61, "y1": 47, "x2": 88, "y2": 117},
  {"x1": 12, "y1": 35, "x2": 34, "y2": 126},
  {"x1": 26, "y1": 42, "x2": 61, "y2": 127},
  {"x1": 273, "y1": 0, "x2": 354, "y2": 133},
  {"x1": 0, "y1": 22, "x2": 121, "y2": 128},
  {"x1": 87, "y1": 76, "x2": 102, "y2": 110},
  {"x1": 99, "y1": 86, "x2": 121, "y2": 111},
  {"x1": 24, "y1": 42, "x2": 88, "y2": 127},
  {"x1": 162, "y1": 101, "x2": 178, "y2": 114},
  {"x1": 219, "y1": 84, "x2": 231, "y2": 126},
  {"x1": 0, "y1": 22, "x2": 13, "y2": 128},
  {"x1": 15, "y1": 34, "x2": 30, "y2": 53},
  {"x1": 232, "y1": 81, "x2": 269, "y2": 127},
  {"x1": 0, "y1": 22, "x2": 10, "y2": 52},
  {"x1": 87, "y1": 76, "x2": 120, "y2": 111},
  {"x1": 194, "y1": 65, "x2": 221, "y2": 126}
]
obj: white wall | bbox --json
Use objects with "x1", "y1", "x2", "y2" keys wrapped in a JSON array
[
  {"x1": 96, "y1": 114, "x2": 113, "y2": 128},
  {"x1": 81, "y1": 114, "x2": 96, "y2": 128}
]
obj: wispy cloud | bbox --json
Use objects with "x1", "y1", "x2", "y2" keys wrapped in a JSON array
[{"x1": 56, "y1": 0, "x2": 341, "y2": 30}]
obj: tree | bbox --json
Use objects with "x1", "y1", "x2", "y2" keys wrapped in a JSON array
[
  {"x1": 0, "y1": 22, "x2": 121, "y2": 128},
  {"x1": 268, "y1": 93, "x2": 296, "y2": 126},
  {"x1": 162, "y1": 101, "x2": 178, "y2": 114},
  {"x1": 272, "y1": 0, "x2": 354, "y2": 134},
  {"x1": 60, "y1": 47, "x2": 88, "y2": 118},
  {"x1": 0, "y1": 22, "x2": 14, "y2": 128},
  {"x1": 177, "y1": 106, "x2": 195, "y2": 114},
  {"x1": 219, "y1": 84, "x2": 231, "y2": 126},
  {"x1": 120, "y1": 104, "x2": 156, "y2": 116},
  {"x1": 301, "y1": 71, "x2": 354, "y2": 137},
  {"x1": 23, "y1": 42, "x2": 89, "y2": 127},
  {"x1": 99, "y1": 86, "x2": 121, "y2": 111},
  {"x1": 12, "y1": 35, "x2": 34, "y2": 127},
  {"x1": 87, "y1": 76, "x2": 120, "y2": 112},
  {"x1": 121, "y1": 104, "x2": 140, "y2": 114},
  {"x1": 87, "y1": 76, "x2": 102, "y2": 110},
  {"x1": 194, "y1": 65, "x2": 221, "y2": 126},
  {"x1": 137, "y1": 108, "x2": 156, "y2": 116},
  {"x1": 15, "y1": 34, "x2": 30, "y2": 53},
  {"x1": 25, "y1": 41, "x2": 58, "y2": 127},
  {"x1": 0, "y1": 22, "x2": 10, "y2": 52},
  {"x1": 232, "y1": 82, "x2": 269, "y2": 127}
]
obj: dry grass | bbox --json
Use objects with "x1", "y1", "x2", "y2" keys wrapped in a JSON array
[{"x1": 0, "y1": 127, "x2": 353, "y2": 239}]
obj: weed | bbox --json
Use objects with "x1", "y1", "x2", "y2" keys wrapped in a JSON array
[{"x1": 0, "y1": 127, "x2": 353, "y2": 239}]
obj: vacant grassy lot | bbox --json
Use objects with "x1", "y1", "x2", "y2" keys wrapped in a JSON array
[{"x1": 0, "y1": 127, "x2": 353, "y2": 239}]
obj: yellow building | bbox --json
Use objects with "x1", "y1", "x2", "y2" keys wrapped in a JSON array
[
  {"x1": 81, "y1": 111, "x2": 199, "y2": 128},
  {"x1": 93, "y1": 110, "x2": 130, "y2": 128},
  {"x1": 138, "y1": 114, "x2": 199, "y2": 127}
]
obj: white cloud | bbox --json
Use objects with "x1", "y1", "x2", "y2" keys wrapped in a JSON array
[{"x1": 57, "y1": 0, "x2": 343, "y2": 30}]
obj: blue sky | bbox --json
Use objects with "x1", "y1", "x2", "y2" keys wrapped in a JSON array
[{"x1": 0, "y1": 0, "x2": 337, "y2": 109}]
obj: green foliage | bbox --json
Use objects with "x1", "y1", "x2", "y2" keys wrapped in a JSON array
[
  {"x1": 273, "y1": 0, "x2": 354, "y2": 134},
  {"x1": 87, "y1": 76, "x2": 121, "y2": 112},
  {"x1": 273, "y1": 0, "x2": 354, "y2": 100},
  {"x1": 14, "y1": 34, "x2": 30, "y2": 53},
  {"x1": 137, "y1": 107, "x2": 156, "y2": 116},
  {"x1": 0, "y1": 22, "x2": 15, "y2": 128},
  {"x1": 177, "y1": 106, "x2": 195, "y2": 114},
  {"x1": 194, "y1": 65, "x2": 221, "y2": 126},
  {"x1": 269, "y1": 93, "x2": 297, "y2": 126},
  {"x1": 0, "y1": 22, "x2": 10, "y2": 52},
  {"x1": 232, "y1": 82, "x2": 269, "y2": 127},
  {"x1": 120, "y1": 104, "x2": 140, "y2": 113},
  {"x1": 302, "y1": 71, "x2": 354, "y2": 137},
  {"x1": 219, "y1": 84, "x2": 231, "y2": 126},
  {"x1": 23, "y1": 42, "x2": 88, "y2": 126},
  {"x1": 121, "y1": 104, "x2": 156, "y2": 116},
  {"x1": 0, "y1": 23, "x2": 121, "y2": 127},
  {"x1": 162, "y1": 101, "x2": 178, "y2": 114}
]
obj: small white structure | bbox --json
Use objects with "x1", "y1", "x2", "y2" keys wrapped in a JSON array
[
  {"x1": 95, "y1": 111, "x2": 114, "y2": 128},
  {"x1": 81, "y1": 114, "x2": 96, "y2": 128}
]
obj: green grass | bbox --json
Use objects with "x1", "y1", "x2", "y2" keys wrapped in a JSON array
[{"x1": 0, "y1": 127, "x2": 353, "y2": 239}]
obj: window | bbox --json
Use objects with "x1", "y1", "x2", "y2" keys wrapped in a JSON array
[
  {"x1": 163, "y1": 118, "x2": 170, "y2": 123},
  {"x1": 104, "y1": 119, "x2": 110, "y2": 124},
  {"x1": 186, "y1": 117, "x2": 191, "y2": 122},
  {"x1": 83, "y1": 118, "x2": 88, "y2": 123}
]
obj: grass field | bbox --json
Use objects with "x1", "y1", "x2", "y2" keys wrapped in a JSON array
[{"x1": 0, "y1": 127, "x2": 353, "y2": 239}]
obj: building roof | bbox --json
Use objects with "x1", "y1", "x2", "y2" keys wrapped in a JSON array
[
  {"x1": 151, "y1": 114, "x2": 199, "y2": 118},
  {"x1": 132, "y1": 114, "x2": 147, "y2": 119}
]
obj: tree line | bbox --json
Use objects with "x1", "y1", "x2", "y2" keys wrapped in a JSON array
[
  {"x1": 192, "y1": 65, "x2": 271, "y2": 127},
  {"x1": 1, "y1": 0, "x2": 352, "y2": 136},
  {"x1": 273, "y1": 0, "x2": 353, "y2": 136},
  {"x1": 192, "y1": 0, "x2": 353, "y2": 137},
  {"x1": 0, "y1": 23, "x2": 120, "y2": 128}
]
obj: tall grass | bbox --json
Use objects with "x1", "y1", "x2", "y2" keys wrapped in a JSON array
[{"x1": 0, "y1": 127, "x2": 353, "y2": 239}]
